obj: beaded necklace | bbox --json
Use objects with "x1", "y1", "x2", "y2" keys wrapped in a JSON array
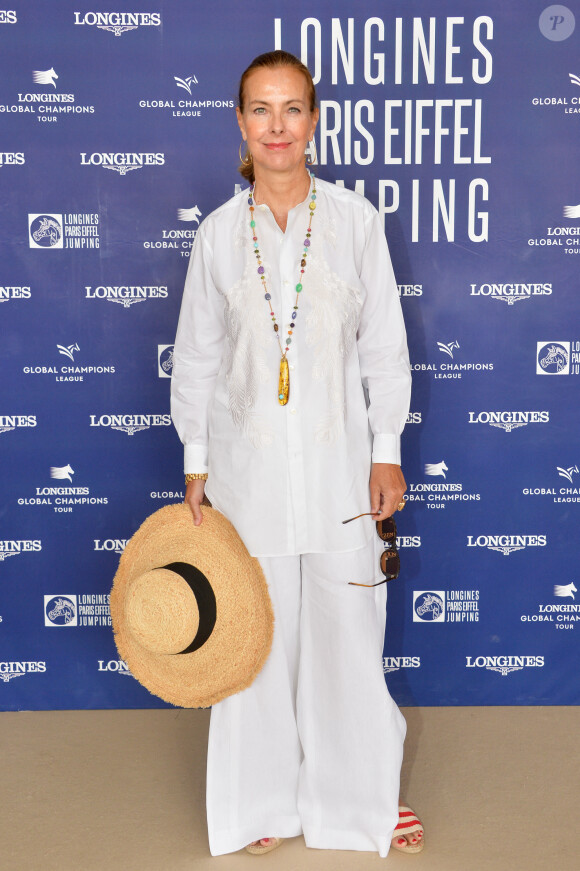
[{"x1": 248, "y1": 171, "x2": 316, "y2": 406}]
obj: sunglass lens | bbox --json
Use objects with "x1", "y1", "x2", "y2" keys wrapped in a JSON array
[
  {"x1": 380, "y1": 550, "x2": 400, "y2": 578},
  {"x1": 376, "y1": 518, "x2": 396, "y2": 541}
]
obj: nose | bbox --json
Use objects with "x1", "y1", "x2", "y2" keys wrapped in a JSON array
[{"x1": 270, "y1": 109, "x2": 284, "y2": 134}]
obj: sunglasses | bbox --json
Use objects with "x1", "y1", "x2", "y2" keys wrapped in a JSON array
[{"x1": 342, "y1": 512, "x2": 400, "y2": 587}]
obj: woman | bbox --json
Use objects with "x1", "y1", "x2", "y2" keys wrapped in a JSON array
[{"x1": 171, "y1": 50, "x2": 423, "y2": 857}]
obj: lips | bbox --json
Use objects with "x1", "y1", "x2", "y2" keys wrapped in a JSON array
[{"x1": 264, "y1": 143, "x2": 291, "y2": 150}]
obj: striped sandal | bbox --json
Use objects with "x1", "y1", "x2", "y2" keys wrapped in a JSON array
[
  {"x1": 245, "y1": 838, "x2": 283, "y2": 855},
  {"x1": 392, "y1": 805, "x2": 424, "y2": 854}
]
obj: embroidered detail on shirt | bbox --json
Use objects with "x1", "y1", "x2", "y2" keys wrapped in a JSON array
[
  {"x1": 233, "y1": 213, "x2": 248, "y2": 251},
  {"x1": 317, "y1": 215, "x2": 337, "y2": 247},
  {"x1": 305, "y1": 250, "x2": 362, "y2": 443},
  {"x1": 223, "y1": 250, "x2": 275, "y2": 448}
]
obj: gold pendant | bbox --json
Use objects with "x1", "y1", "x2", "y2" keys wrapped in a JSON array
[{"x1": 278, "y1": 356, "x2": 290, "y2": 406}]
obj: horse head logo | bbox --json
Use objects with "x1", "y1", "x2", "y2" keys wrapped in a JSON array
[
  {"x1": 554, "y1": 582, "x2": 577, "y2": 599},
  {"x1": 32, "y1": 216, "x2": 62, "y2": 247},
  {"x1": 177, "y1": 206, "x2": 202, "y2": 224},
  {"x1": 33, "y1": 68, "x2": 58, "y2": 88},
  {"x1": 557, "y1": 465, "x2": 579, "y2": 484},
  {"x1": 47, "y1": 597, "x2": 76, "y2": 625},
  {"x1": 415, "y1": 593, "x2": 444, "y2": 621},
  {"x1": 57, "y1": 343, "x2": 80, "y2": 362},
  {"x1": 425, "y1": 461, "x2": 448, "y2": 478},
  {"x1": 174, "y1": 75, "x2": 198, "y2": 95},
  {"x1": 50, "y1": 464, "x2": 75, "y2": 483},
  {"x1": 539, "y1": 343, "x2": 568, "y2": 373},
  {"x1": 437, "y1": 340, "x2": 460, "y2": 359}
]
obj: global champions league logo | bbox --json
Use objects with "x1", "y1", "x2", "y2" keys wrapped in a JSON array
[{"x1": 522, "y1": 464, "x2": 580, "y2": 504}]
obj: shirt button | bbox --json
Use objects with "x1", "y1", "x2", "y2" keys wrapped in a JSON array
[
  {"x1": 289, "y1": 365, "x2": 295, "y2": 371},
  {"x1": 290, "y1": 408, "x2": 297, "y2": 415}
]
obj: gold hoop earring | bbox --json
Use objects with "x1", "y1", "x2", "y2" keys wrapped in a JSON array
[
  {"x1": 306, "y1": 138, "x2": 318, "y2": 166},
  {"x1": 238, "y1": 141, "x2": 252, "y2": 166}
]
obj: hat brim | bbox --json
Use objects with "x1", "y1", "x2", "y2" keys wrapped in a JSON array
[{"x1": 110, "y1": 504, "x2": 274, "y2": 708}]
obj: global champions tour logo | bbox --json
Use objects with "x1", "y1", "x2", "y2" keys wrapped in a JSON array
[
  {"x1": 28, "y1": 213, "x2": 100, "y2": 249},
  {"x1": 0, "y1": 68, "x2": 95, "y2": 122},
  {"x1": 17, "y1": 466, "x2": 108, "y2": 513},
  {"x1": 142, "y1": 205, "x2": 202, "y2": 258},
  {"x1": 406, "y1": 461, "x2": 480, "y2": 510},
  {"x1": 520, "y1": 581, "x2": 579, "y2": 631}
]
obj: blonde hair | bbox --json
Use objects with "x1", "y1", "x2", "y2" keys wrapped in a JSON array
[{"x1": 237, "y1": 50, "x2": 317, "y2": 183}]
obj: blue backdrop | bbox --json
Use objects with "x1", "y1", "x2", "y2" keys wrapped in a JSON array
[{"x1": 1, "y1": 0, "x2": 579, "y2": 709}]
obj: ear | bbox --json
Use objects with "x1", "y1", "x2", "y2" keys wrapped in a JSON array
[
  {"x1": 309, "y1": 106, "x2": 320, "y2": 141},
  {"x1": 236, "y1": 107, "x2": 246, "y2": 140}
]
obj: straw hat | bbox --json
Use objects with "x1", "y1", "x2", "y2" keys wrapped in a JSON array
[{"x1": 110, "y1": 503, "x2": 274, "y2": 708}]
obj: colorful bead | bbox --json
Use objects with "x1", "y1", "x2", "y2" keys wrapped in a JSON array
[{"x1": 248, "y1": 173, "x2": 315, "y2": 398}]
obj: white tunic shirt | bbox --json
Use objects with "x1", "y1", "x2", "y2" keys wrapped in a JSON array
[{"x1": 171, "y1": 177, "x2": 411, "y2": 557}]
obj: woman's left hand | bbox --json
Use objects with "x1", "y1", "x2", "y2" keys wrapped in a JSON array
[{"x1": 369, "y1": 463, "x2": 407, "y2": 520}]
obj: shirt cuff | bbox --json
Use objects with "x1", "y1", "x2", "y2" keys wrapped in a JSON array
[
  {"x1": 371, "y1": 433, "x2": 401, "y2": 466},
  {"x1": 184, "y1": 443, "x2": 208, "y2": 475}
]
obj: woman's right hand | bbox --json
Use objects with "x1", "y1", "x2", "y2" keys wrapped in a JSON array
[{"x1": 185, "y1": 478, "x2": 206, "y2": 526}]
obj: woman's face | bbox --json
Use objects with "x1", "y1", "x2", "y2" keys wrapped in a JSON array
[{"x1": 236, "y1": 66, "x2": 318, "y2": 180}]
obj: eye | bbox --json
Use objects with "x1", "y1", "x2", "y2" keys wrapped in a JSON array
[
  {"x1": 288, "y1": 106, "x2": 301, "y2": 114},
  {"x1": 253, "y1": 106, "x2": 266, "y2": 115}
]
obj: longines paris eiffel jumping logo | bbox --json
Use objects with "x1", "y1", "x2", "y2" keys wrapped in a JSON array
[{"x1": 28, "y1": 213, "x2": 100, "y2": 249}]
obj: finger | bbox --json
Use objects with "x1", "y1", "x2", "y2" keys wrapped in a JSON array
[
  {"x1": 185, "y1": 495, "x2": 203, "y2": 526},
  {"x1": 191, "y1": 502, "x2": 203, "y2": 526}
]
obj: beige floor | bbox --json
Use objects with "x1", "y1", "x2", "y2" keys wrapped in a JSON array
[{"x1": 0, "y1": 706, "x2": 577, "y2": 871}]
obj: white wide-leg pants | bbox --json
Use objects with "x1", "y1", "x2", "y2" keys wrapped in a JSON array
[{"x1": 206, "y1": 536, "x2": 406, "y2": 856}]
